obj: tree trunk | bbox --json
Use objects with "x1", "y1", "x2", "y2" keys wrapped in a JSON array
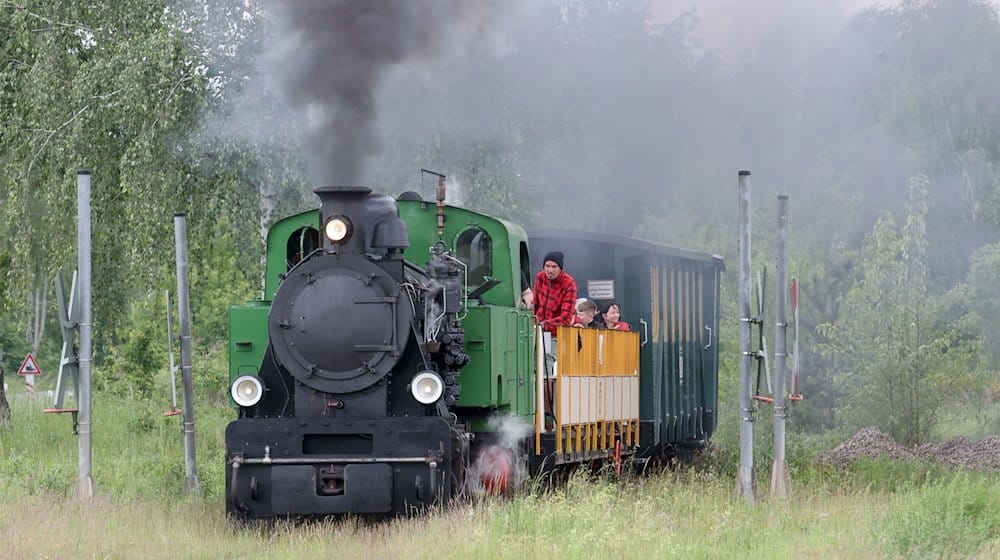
[
  {"x1": 23, "y1": 278, "x2": 49, "y2": 398},
  {"x1": 0, "y1": 347, "x2": 12, "y2": 426},
  {"x1": 31, "y1": 277, "x2": 49, "y2": 354}
]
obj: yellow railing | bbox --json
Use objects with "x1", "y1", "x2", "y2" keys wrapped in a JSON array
[{"x1": 535, "y1": 325, "x2": 640, "y2": 456}]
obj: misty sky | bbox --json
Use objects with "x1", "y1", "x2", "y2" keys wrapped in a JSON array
[
  {"x1": 652, "y1": 0, "x2": 902, "y2": 60},
  {"x1": 218, "y1": 0, "x2": 1000, "y2": 416},
  {"x1": 245, "y1": 0, "x2": 1000, "y2": 272}
]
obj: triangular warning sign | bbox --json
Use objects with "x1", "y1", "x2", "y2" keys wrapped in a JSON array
[{"x1": 17, "y1": 353, "x2": 42, "y2": 376}]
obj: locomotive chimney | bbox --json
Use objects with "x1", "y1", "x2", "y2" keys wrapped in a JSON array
[{"x1": 314, "y1": 186, "x2": 372, "y2": 255}]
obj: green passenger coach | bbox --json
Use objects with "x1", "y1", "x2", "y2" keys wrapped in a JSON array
[{"x1": 527, "y1": 229, "x2": 724, "y2": 453}]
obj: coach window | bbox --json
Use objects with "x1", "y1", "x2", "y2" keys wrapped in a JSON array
[
  {"x1": 287, "y1": 226, "x2": 320, "y2": 270},
  {"x1": 456, "y1": 227, "x2": 493, "y2": 286}
]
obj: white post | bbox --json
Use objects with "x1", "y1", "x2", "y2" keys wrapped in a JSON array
[{"x1": 24, "y1": 368, "x2": 35, "y2": 396}]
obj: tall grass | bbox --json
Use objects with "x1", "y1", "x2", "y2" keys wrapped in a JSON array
[
  {"x1": 880, "y1": 472, "x2": 1000, "y2": 557},
  {"x1": 0, "y1": 393, "x2": 229, "y2": 500},
  {"x1": 1, "y1": 395, "x2": 998, "y2": 559}
]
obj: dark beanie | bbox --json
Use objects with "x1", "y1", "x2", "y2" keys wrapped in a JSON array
[{"x1": 543, "y1": 251, "x2": 564, "y2": 270}]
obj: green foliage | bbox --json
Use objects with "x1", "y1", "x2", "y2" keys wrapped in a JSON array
[
  {"x1": 189, "y1": 340, "x2": 231, "y2": 404},
  {"x1": 965, "y1": 243, "x2": 1000, "y2": 369},
  {"x1": 880, "y1": 472, "x2": 1000, "y2": 557},
  {"x1": 0, "y1": 0, "x2": 300, "y2": 406},
  {"x1": 450, "y1": 140, "x2": 538, "y2": 226},
  {"x1": 98, "y1": 294, "x2": 163, "y2": 398},
  {"x1": 0, "y1": 251, "x2": 10, "y2": 312},
  {"x1": 187, "y1": 214, "x2": 257, "y2": 343},
  {"x1": 93, "y1": 295, "x2": 232, "y2": 405},
  {"x1": 1, "y1": 0, "x2": 206, "y2": 334},
  {"x1": 825, "y1": 177, "x2": 977, "y2": 444}
]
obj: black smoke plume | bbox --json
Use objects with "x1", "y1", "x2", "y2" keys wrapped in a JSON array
[{"x1": 264, "y1": 1, "x2": 500, "y2": 184}]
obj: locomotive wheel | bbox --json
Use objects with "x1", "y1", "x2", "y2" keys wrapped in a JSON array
[{"x1": 477, "y1": 445, "x2": 513, "y2": 496}]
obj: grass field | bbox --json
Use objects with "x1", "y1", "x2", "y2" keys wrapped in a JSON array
[{"x1": 1, "y1": 396, "x2": 997, "y2": 559}]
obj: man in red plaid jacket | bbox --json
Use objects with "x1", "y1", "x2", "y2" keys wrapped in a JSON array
[{"x1": 533, "y1": 251, "x2": 578, "y2": 334}]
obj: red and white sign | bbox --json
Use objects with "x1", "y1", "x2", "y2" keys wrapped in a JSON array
[{"x1": 17, "y1": 353, "x2": 42, "y2": 376}]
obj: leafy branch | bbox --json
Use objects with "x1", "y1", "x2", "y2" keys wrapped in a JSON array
[{"x1": 0, "y1": 1, "x2": 98, "y2": 34}]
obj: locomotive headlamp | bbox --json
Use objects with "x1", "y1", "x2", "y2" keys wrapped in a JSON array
[
  {"x1": 231, "y1": 375, "x2": 264, "y2": 407},
  {"x1": 410, "y1": 371, "x2": 444, "y2": 405},
  {"x1": 324, "y1": 216, "x2": 351, "y2": 243}
]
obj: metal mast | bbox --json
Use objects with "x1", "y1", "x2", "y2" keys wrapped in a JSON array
[
  {"x1": 74, "y1": 169, "x2": 94, "y2": 499},
  {"x1": 737, "y1": 170, "x2": 756, "y2": 501},
  {"x1": 174, "y1": 213, "x2": 201, "y2": 495},
  {"x1": 771, "y1": 195, "x2": 791, "y2": 499}
]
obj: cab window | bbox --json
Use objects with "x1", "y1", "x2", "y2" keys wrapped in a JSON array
[
  {"x1": 456, "y1": 228, "x2": 493, "y2": 286},
  {"x1": 286, "y1": 226, "x2": 319, "y2": 270},
  {"x1": 519, "y1": 241, "x2": 530, "y2": 292}
]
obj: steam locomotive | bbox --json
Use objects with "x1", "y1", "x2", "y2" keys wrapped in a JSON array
[{"x1": 225, "y1": 182, "x2": 724, "y2": 518}]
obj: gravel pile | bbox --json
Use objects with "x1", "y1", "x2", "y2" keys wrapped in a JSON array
[
  {"x1": 913, "y1": 436, "x2": 1000, "y2": 471},
  {"x1": 822, "y1": 427, "x2": 915, "y2": 467},
  {"x1": 822, "y1": 427, "x2": 1000, "y2": 471}
]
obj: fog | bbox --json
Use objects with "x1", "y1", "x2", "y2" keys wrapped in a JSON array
[
  {"x1": 186, "y1": 0, "x2": 1000, "y2": 434},
  {"x1": 248, "y1": 0, "x2": 1000, "y2": 280},
  {"x1": 651, "y1": 0, "x2": 900, "y2": 64}
]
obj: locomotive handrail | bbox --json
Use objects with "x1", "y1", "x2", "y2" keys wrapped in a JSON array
[
  {"x1": 505, "y1": 308, "x2": 531, "y2": 411},
  {"x1": 439, "y1": 251, "x2": 469, "y2": 321},
  {"x1": 229, "y1": 459, "x2": 243, "y2": 512},
  {"x1": 535, "y1": 323, "x2": 545, "y2": 456},
  {"x1": 283, "y1": 248, "x2": 323, "y2": 278}
]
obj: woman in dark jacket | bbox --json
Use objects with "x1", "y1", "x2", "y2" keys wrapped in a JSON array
[{"x1": 601, "y1": 301, "x2": 630, "y2": 331}]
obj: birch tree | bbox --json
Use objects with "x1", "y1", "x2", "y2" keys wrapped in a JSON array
[{"x1": 830, "y1": 176, "x2": 978, "y2": 444}]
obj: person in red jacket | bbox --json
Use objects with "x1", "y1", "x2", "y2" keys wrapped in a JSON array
[{"x1": 533, "y1": 251, "x2": 578, "y2": 334}]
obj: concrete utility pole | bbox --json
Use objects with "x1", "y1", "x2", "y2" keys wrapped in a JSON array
[
  {"x1": 771, "y1": 195, "x2": 791, "y2": 499},
  {"x1": 737, "y1": 170, "x2": 756, "y2": 502},
  {"x1": 74, "y1": 169, "x2": 94, "y2": 500},
  {"x1": 174, "y1": 213, "x2": 201, "y2": 495}
]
